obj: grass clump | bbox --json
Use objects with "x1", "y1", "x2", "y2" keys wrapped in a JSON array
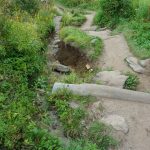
[
  {"x1": 124, "y1": 72, "x2": 139, "y2": 90},
  {"x1": 61, "y1": 11, "x2": 86, "y2": 27},
  {"x1": 88, "y1": 122, "x2": 118, "y2": 150},
  {"x1": 59, "y1": 26, "x2": 103, "y2": 60}
]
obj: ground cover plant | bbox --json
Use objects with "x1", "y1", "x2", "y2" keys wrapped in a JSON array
[
  {"x1": 124, "y1": 72, "x2": 139, "y2": 90},
  {"x1": 59, "y1": 26, "x2": 103, "y2": 60}
]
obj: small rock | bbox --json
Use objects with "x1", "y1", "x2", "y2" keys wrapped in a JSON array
[
  {"x1": 52, "y1": 63, "x2": 71, "y2": 73},
  {"x1": 139, "y1": 59, "x2": 150, "y2": 68},
  {"x1": 101, "y1": 115, "x2": 129, "y2": 134},
  {"x1": 125, "y1": 57, "x2": 145, "y2": 74},
  {"x1": 91, "y1": 38, "x2": 98, "y2": 45},
  {"x1": 53, "y1": 39, "x2": 60, "y2": 45},
  {"x1": 93, "y1": 71, "x2": 128, "y2": 88},
  {"x1": 88, "y1": 101, "x2": 104, "y2": 121},
  {"x1": 69, "y1": 101, "x2": 79, "y2": 109},
  {"x1": 86, "y1": 64, "x2": 91, "y2": 70}
]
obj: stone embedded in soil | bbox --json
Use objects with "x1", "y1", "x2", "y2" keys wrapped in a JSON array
[
  {"x1": 139, "y1": 59, "x2": 150, "y2": 68},
  {"x1": 101, "y1": 115, "x2": 129, "y2": 134},
  {"x1": 52, "y1": 63, "x2": 71, "y2": 73},
  {"x1": 125, "y1": 57, "x2": 145, "y2": 74},
  {"x1": 88, "y1": 101, "x2": 104, "y2": 121},
  {"x1": 93, "y1": 71, "x2": 128, "y2": 88},
  {"x1": 69, "y1": 101, "x2": 80, "y2": 109}
]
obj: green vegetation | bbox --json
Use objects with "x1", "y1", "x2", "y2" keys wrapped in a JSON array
[
  {"x1": 93, "y1": 0, "x2": 150, "y2": 58},
  {"x1": 124, "y1": 72, "x2": 139, "y2": 90},
  {"x1": 56, "y1": 0, "x2": 101, "y2": 10},
  {"x1": 88, "y1": 122, "x2": 118, "y2": 150},
  {"x1": 59, "y1": 26, "x2": 103, "y2": 60},
  {"x1": 0, "y1": 0, "x2": 61, "y2": 149},
  {"x1": 94, "y1": 0, "x2": 133, "y2": 28},
  {"x1": 49, "y1": 89, "x2": 117, "y2": 149},
  {"x1": 61, "y1": 11, "x2": 86, "y2": 27},
  {"x1": 114, "y1": 20, "x2": 150, "y2": 59}
]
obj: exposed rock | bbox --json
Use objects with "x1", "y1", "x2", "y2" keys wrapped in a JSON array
[
  {"x1": 52, "y1": 63, "x2": 71, "y2": 73},
  {"x1": 52, "y1": 83, "x2": 150, "y2": 104},
  {"x1": 93, "y1": 71, "x2": 128, "y2": 88},
  {"x1": 69, "y1": 101, "x2": 79, "y2": 109},
  {"x1": 139, "y1": 59, "x2": 150, "y2": 68},
  {"x1": 101, "y1": 115, "x2": 129, "y2": 134},
  {"x1": 53, "y1": 39, "x2": 61, "y2": 45},
  {"x1": 125, "y1": 57, "x2": 145, "y2": 74},
  {"x1": 88, "y1": 101, "x2": 104, "y2": 121},
  {"x1": 90, "y1": 38, "x2": 99, "y2": 45}
]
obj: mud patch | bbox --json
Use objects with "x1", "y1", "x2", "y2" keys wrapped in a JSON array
[{"x1": 55, "y1": 41, "x2": 91, "y2": 72}]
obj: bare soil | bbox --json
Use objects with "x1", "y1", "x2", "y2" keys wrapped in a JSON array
[{"x1": 56, "y1": 41, "x2": 91, "y2": 72}]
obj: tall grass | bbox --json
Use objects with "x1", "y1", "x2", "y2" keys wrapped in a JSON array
[{"x1": 132, "y1": 0, "x2": 150, "y2": 20}]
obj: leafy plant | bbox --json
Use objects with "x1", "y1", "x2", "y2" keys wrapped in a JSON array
[{"x1": 124, "y1": 72, "x2": 139, "y2": 90}]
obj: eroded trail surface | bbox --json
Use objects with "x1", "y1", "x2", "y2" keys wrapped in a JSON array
[
  {"x1": 81, "y1": 13, "x2": 150, "y2": 92},
  {"x1": 81, "y1": 13, "x2": 150, "y2": 150}
]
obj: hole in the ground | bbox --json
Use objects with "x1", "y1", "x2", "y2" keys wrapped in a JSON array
[{"x1": 55, "y1": 41, "x2": 91, "y2": 72}]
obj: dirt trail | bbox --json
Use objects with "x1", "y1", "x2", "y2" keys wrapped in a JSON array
[
  {"x1": 81, "y1": 13, "x2": 150, "y2": 92},
  {"x1": 81, "y1": 13, "x2": 150, "y2": 150}
]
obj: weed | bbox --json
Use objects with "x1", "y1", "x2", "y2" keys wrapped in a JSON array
[{"x1": 124, "y1": 72, "x2": 139, "y2": 90}]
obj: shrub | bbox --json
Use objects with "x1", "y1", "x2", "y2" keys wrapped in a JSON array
[
  {"x1": 94, "y1": 0, "x2": 134, "y2": 27},
  {"x1": 35, "y1": 7, "x2": 55, "y2": 38},
  {"x1": 14, "y1": 0, "x2": 40, "y2": 14},
  {"x1": 5, "y1": 20, "x2": 43, "y2": 55},
  {"x1": 124, "y1": 72, "x2": 139, "y2": 90}
]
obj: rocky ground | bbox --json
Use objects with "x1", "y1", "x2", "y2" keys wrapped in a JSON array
[
  {"x1": 50, "y1": 9, "x2": 150, "y2": 150},
  {"x1": 81, "y1": 12, "x2": 150, "y2": 150}
]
